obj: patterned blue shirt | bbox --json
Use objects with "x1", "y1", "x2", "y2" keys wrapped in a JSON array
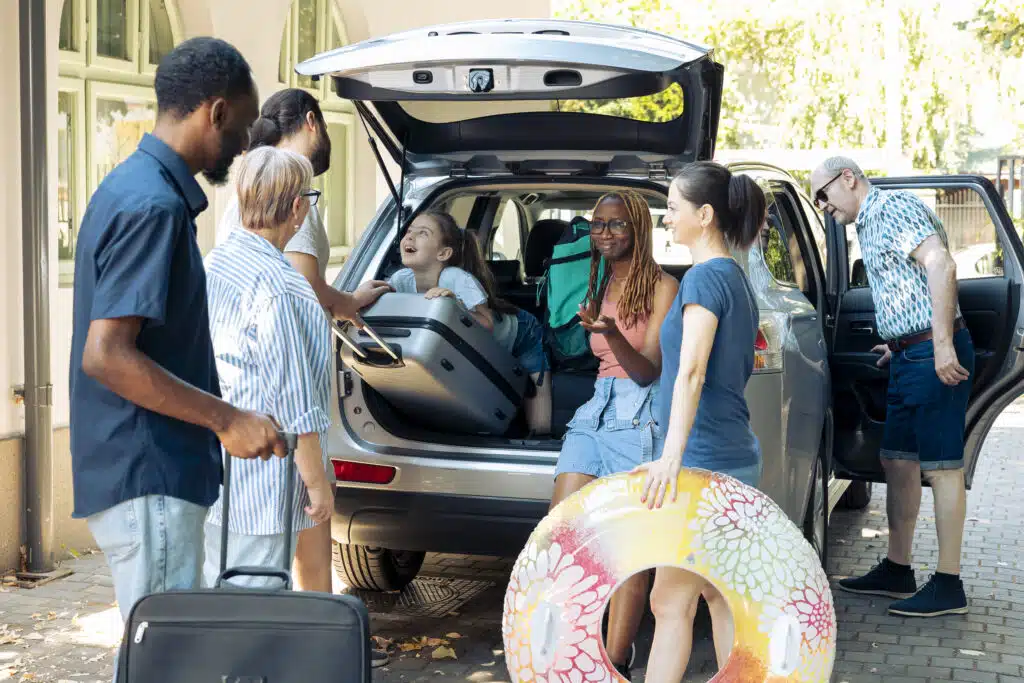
[
  {"x1": 855, "y1": 186, "x2": 961, "y2": 340},
  {"x1": 204, "y1": 228, "x2": 332, "y2": 535}
]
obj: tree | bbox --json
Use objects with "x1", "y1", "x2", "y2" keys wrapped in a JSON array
[
  {"x1": 553, "y1": 0, "x2": 1024, "y2": 172},
  {"x1": 957, "y1": 0, "x2": 1024, "y2": 57}
]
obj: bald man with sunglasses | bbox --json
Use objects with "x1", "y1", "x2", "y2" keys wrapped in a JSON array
[{"x1": 810, "y1": 156, "x2": 975, "y2": 618}]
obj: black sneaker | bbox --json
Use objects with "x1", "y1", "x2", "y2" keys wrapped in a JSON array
[
  {"x1": 371, "y1": 647, "x2": 390, "y2": 668},
  {"x1": 888, "y1": 574, "x2": 968, "y2": 618},
  {"x1": 837, "y1": 559, "x2": 917, "y2": 599}
]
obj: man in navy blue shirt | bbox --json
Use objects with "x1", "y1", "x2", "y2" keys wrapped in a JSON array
[{"x1": 70, "y1": 37, "x2": 284, "y2": 624}]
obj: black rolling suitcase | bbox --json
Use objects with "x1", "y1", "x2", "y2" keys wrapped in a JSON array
[{"x1": 116, "y1": 432, "x2": 371, "y2": 683}]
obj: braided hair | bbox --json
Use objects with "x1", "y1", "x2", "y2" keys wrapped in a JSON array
[{"x1": 583, "y1": 190, "x2": 662, "y2": 330}]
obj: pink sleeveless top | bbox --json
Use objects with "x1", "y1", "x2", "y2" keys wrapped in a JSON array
[{"x1": 590, "y1": 295, "x2": 649, "y2": 379}]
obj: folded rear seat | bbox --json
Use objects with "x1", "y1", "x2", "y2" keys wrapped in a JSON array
[{"x1": 337, "y1": 293, "x2": 529, "y2": 435}]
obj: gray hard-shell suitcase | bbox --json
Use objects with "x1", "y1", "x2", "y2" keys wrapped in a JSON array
[
  {"x1": 336, "y1": 292, "x2": 530, "y2": 434},
  {"x1": 116, "y1": 433, "x2": 371, "y2": 683}
]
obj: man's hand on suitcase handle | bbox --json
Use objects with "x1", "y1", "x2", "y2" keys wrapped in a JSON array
[{"x1": 216, "y1": 409, "x2": 287, "y2": 460}]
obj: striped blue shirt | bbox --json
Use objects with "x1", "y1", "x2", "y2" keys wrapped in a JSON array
[{"x1": 204, "y1": 228, "x2": 332, "y2": 535}]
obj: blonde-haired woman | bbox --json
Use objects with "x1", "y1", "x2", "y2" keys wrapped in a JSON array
[{"x1": 202, "y1": 146, "x2": 335, "y2": 587}]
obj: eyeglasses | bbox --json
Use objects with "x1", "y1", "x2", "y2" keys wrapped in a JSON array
[
  {"x1": 301, "y1": 189, "x2": 321, "y2": 207},
  {"x1": 589, "y1": 218, "x2": 630, "y2": 235},
  {"x1": 813, "y1": 172, "x2": 844, "y2": 209}
]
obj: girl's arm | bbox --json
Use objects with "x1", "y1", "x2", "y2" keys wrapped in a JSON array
[{"x1": 599, "y1": 274, "x2": 679, "y2": 386}]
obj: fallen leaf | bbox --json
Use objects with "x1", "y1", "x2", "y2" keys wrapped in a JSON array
[
  {"x1": 445, "y1": 633, "x2": 462, "y2": 639},
  {"x1": 432, "y1": 646, "x2": 457, "y2": 660},
  {"x1": 371, "y1": 635, "x2": 394, "y2": 650}
]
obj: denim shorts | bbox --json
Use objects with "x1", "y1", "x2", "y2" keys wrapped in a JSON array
[
  {"x1": 555, "y1": 377, "x2": 663, "y2": 478},
  {"x1": 512, "y1": 308, "x2": 549, "y2": 376},
  {"x1": 881, "y1": 327, "x2": 975, "y2": 470}
]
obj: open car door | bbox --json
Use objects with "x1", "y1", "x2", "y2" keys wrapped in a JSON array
[
  {"x1": 295, "y1": 19, "x2": 723, "y2": 176},
  {"x1": 827, "y1": 175, "x2": 1024, "y2": 488}
]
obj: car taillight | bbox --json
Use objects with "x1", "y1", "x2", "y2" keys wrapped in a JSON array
[
  {"x1": 753, "y1": 316, "x2": 784, "y2": 373},
  {"x1": 332, "y1": 460, "x2": 396, "y2": 485}
]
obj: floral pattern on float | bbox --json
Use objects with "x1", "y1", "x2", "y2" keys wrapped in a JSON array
[{"x1": 501, "y1": 469, "x2": 836, "y2": 683}]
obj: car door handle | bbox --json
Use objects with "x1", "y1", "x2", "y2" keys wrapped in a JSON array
[{"x1": 850, "y1": 321, "x2": 875, "y2": 335}]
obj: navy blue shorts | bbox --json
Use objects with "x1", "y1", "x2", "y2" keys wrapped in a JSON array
[{"x1": 880, "y1": 327, "x2": 975, "y2": 470}]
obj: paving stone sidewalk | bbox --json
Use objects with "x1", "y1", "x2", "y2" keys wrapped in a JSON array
[{"x1": 3, "y1": 402, "x2": 1024, "y2": 683}]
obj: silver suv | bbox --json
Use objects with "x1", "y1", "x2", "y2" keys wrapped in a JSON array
[{"x1": 298, "y1": 19, "x2": 1024, "y2": 591}]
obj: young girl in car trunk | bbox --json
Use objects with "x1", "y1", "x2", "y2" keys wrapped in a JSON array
[
  {"x1": 550, "y1": 190, "x2": 679, "y2": 681},
  {"x1": 387, "y1": 211, "x2": 553, "y2": 436}
]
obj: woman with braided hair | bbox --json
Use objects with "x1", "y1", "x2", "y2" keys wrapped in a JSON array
[{"x1": 549, "y1": 189, "x2": 679, "y2": 681}]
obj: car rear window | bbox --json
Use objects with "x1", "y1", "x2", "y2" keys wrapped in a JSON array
[{"x1": 398, "y1": 82, "x2": 684, "y2": 124}]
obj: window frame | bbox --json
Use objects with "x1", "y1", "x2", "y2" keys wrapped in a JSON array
[
  {"x1": 57, "y1": 78, "x2": 88, "y2": 287},
  {"x1": 319, "y1": 109, "x2": 357, "y2": 262},
  {"x1": 87, "y1": 81, "x2": 158, "y2": 196},
  {"x1": 88, "y1": 0, "x2": 141, "y2": 74},
  {"x1": 57, "y1": 0, "x2": 182, "y2": 285},
  {"x1": 761, "y1": 188, "x2": 801, "y2": 289},
  {"x1": 59, "y1": 0, "x2": 87, "y2": 64},
  {"x1": 140, "y1": 0, "x2": 184, "y2": 75}
]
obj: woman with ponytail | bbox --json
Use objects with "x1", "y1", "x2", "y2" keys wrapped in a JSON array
[
  {"x1": 635, "y1": 161, "x2": 767, "y2": 681},
  {"x1": 549, "y1": 190, "x2": 679, "y2": 680}
]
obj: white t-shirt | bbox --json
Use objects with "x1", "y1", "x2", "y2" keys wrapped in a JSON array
[
  {"x1": 387, "y1": 267, "x2": 488, "y2": 310},
  {"x1": 387, "y1": 267, "x2": 519, "y2": 352},
  {"x1": 217, "y1": 195, "x2": 331, "y2": 280}
]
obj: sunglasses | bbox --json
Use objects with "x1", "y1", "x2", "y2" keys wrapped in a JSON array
[
  {"x1": 301, "y1": 189, "x2": 321, "y2": 206},
  {"x1": 813, "y1": 172, "x2": 843, "y2": 209}
]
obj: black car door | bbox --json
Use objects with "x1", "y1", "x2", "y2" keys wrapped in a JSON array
[{"x1": 827, "y1": 175, "x2": 1024, "y2": 488}]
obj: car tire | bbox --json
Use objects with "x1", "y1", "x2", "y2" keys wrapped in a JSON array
[
  {"x1": 839, "y1": 480, "x2": 873, "y2": 510},
  {"x1": 803, "y1": 454, "x2": 829, "y2": 568},
  {"x1": 332, "y1": 543, "x2": 425, "y2": 592}
]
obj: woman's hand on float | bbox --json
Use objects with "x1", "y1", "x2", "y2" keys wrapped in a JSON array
[{"x1": 633, "y1": 455, "x2": 682, "y2": 510}]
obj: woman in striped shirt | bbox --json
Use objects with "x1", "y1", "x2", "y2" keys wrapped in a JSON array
[{"x1": 202, "y1": 146, "x2": 334, "y2": 587}]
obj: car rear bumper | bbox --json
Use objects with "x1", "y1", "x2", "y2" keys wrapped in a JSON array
[{"x1": 331, "y1": 488, "x2": 548, "y2": 556}]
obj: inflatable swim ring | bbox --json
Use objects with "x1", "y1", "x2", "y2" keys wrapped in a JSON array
[{"x1": 502, "y1": 469, "x2": 836, "y2": 682}]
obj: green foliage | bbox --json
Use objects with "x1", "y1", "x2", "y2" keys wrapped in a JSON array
[
  {"x1": 763, "y1": 226, "x2": 796, "y2": 283},
  {"x1": 554, "y1": 0, "x2": 1024, "y2": 172},
  {"x1": 956, "y1": 0, "x2": 1024, "y2": 57}
]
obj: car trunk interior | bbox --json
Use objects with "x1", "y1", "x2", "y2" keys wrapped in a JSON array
[{"x1": 346, "y1": 180, "x2": 684, "y2": 450}]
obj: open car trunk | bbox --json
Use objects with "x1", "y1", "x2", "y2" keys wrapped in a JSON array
[{"x1": 296, "y1": 19, "x2": 724, "y2": 177}]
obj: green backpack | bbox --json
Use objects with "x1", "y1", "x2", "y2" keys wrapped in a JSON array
[{"x1": 539, "y1": 217, "x2": 605, "y2": 370}]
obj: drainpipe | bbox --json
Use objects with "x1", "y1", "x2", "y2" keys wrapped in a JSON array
[{"x1": 20, "y1": 0, "x2": 55, "y2": 573}]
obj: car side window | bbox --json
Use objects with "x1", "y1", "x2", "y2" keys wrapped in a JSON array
[
  {"x1": 760, "y1": 193, "x2": 800, "y2": 287},
  {"x1": 845, "y1": 185, "x2": 1005, "y2": 288},
  {"x1": 797, "y1": 193, "x2": 828, "y2": 275},
  {"x1": 489, "y1": 199, "x2": 524, "y2": 262}
]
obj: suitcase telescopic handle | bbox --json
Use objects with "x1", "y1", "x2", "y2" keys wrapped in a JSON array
[
  {"x1": 334, "y1": 319, "x2": 400, "y2": 362},
  {"x1": 216, "y1": 430, "x2": 298, "y2": 590}
]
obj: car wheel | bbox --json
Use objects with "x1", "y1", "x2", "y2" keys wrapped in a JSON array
[
  {"x1": 332, "y1": 543, "x2": 426, "y2": 592},
  {"x1": 839, "y1": 480, "x2": 873, "y2": 510},
  {"x1": 803, "y1": 454, "x2": 828, "y2": 568}
]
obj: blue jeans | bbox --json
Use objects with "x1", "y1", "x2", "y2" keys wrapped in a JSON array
[
  {"x1": 87, "y1": 495, "x2": 207, "y2": 622},
  {"x1": 881, "y1": 327, "x2": 975, "y2": 470},
  {"x1": 556, "y1": 377, "x2": 663, "y2": 477}
]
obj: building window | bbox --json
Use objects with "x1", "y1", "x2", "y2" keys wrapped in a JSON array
[
  {"x1": 279, "y1": 0, "x2": 355, "y2": 260},
  {"x1": 57, "y1": 0, "x2": 181, "y2": 285}
]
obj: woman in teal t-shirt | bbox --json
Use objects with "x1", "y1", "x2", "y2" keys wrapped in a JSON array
[{"x1": 635, "y1": 161, "x2": 767, "y2": 682}]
